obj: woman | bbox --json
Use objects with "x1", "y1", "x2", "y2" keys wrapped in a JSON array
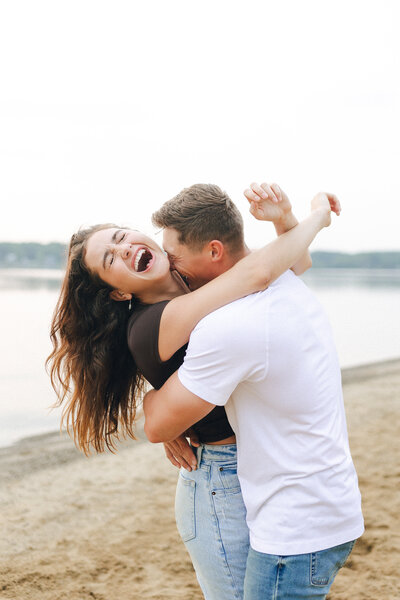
[{"x1": 47, "y1": 183, "x2": 338, "y2": 599}]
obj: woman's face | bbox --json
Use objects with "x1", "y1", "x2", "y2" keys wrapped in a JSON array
[{"x1": 85, "y1": 227, "x2": 171, "y2": 296}]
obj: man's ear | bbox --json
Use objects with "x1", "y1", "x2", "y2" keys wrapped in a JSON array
[
  {"x1": 207, "y1": 240, "x2": 225, "y2": 262},
  {"x1": 109, "y1": 290, "x2": 133, "y2": 302}
]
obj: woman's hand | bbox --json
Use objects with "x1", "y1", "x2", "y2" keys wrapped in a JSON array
[
  {"x1": 244, "y1": 182, "x2": 293, "y2": 223},
  {"x1": 163, "y1": 434, "x2": 198, "y2": 471},
  {"x1": 311, "y1": 192, "x2": 341, "y2": 228}
]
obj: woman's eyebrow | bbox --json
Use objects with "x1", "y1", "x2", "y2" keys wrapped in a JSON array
[{"x1": 102, "y1": 230, "x2": 122, "y2": 269}]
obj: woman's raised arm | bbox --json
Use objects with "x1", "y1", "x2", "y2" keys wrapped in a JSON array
[{"x1": 159, "y1": 188, "x2": 340, "y2": 361}]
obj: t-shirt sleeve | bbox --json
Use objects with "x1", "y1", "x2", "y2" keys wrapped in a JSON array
[{"x1": 178, "y1": 304, "x2": 266, "y2": 406}]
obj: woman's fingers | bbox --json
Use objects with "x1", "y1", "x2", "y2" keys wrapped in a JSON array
[
  {"x1": 244, "y1": 188, "x2": 256, "y2": 204},
  {"x1": 250, "y1": 182, "x2": 269, "y2": 200},
  {"x1": 163, "y1": 444, "x2": 181, "y2": 468},
  {"x1": 270, "y1": 182, "x2": 283, "y2": 202},
  {"x1": 260, "y1": 182, "x2": 280, "y2": 203},
  {"x1": 249, "y1": 200, "x2": 263, "y2": 219},
  {"x1": 163, "y1": 436, "x2": 197, "y2": 471},
  {"x1": 332, "y1": 195, "x2": 341, "y2": 215},
  {"x1": 326, "y1": 193, "x2": 341, "y2": 215},
  {"x1": 244, "y1": 182, "x2": 280, "y2": 204},
  {"x1": 244, "y1": 185, "x2": 266, "y2": 203}
]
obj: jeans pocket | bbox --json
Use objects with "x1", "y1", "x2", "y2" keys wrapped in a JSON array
[
  {"x1": 310, "y1": 540, "x2": 356, "y2": 587},
  {"x1": 217, "y1": 461, "x2": 241, "y2": 494},
  {"x1": 175, "y1": 474, "x2": 196, "y2": 542}
]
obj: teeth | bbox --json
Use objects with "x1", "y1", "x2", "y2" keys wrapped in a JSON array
[{"x1": 134, "y1": 248, "x2": 146, "y2": 272}]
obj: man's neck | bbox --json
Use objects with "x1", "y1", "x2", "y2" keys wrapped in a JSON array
[{"x1": 221, "y1": 244, "x2": 250, "y2": 272}]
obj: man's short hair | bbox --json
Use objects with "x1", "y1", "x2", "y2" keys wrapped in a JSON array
[{"x1": 152, "y1": 183, "x2": 244, "y2": 252}]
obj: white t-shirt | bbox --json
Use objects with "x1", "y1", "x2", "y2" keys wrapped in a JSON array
[{"x1": 178, "y1": 270, "x2": 364, "y2": 555}]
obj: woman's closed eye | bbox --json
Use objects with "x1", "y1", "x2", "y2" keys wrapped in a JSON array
[{"x1": 108, "y1": 232, "x2": 127, "y2": 266}]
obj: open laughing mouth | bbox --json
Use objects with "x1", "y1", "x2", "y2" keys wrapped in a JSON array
[{"x1": 132, "y1": 247, "x2": 154, "y2": 273}]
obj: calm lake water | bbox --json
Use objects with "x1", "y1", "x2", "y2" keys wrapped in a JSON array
[{"x1": 1, "y1": 268, "x2": 399, "y2": 448}]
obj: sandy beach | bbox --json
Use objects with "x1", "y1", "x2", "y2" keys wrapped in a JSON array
[{"x1": 0, "y1": 359, "x2": 399, "y2": 600}]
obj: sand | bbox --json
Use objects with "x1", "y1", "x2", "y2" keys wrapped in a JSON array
[{"x1": 0, "y1": 359, "x2": 399, "y2": 600}]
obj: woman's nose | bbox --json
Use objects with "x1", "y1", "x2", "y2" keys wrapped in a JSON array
[{"x1": 116, "y1": 243, "x2": 133, "y2": 259}]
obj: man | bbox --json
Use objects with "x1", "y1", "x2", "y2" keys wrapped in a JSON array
[
  {"x1": 157, "y1": 181, "x2": 312, "y2": 471},
  {"x1": 144, "y1": 182, "x2": 364, "y2": 599}
]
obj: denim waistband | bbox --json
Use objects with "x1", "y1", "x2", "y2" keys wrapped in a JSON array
[{"x1": 194, "y1": 443, "x2": 237, "y2": 465}]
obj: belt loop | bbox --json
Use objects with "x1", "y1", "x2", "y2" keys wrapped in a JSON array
[{"x1": 195, "y1": 443, "x2": 204, "y2": 465}]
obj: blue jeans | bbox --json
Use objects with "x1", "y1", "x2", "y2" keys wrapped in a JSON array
[
  {"x1": 175, "y1": 443, "x2": 250, "y2": 600},
  {"x1": 244, "y1": 540, "x2": 356, "y2": 600}
]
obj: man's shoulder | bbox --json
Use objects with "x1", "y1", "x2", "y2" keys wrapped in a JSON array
[
  {"x1": 195, "y1": 288, "x2": 270, "y2": 334},
  {"x1": 196, "y1": 271, "x2": 306, "y2": 329}
]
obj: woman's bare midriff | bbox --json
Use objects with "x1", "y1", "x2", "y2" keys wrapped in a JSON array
[{"x1": 208, "y1": 434, "x2": 236, "y2": 445}]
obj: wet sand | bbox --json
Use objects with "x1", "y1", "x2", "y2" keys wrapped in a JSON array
[{"x1": 0, "y1": 359, "x2": 399, "y2": 599}]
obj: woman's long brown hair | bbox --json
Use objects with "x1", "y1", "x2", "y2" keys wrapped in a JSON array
[{"x1": 46, "y1": 224, "x2": 145, "y2": 454}]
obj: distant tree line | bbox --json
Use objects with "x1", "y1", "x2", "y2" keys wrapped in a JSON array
[
  {"x1": 0, "y1": 243, "x2": 399, "y2": 269},
  {"x1": 311, "y1": 251, "x2": 400, "y2": 269},
  {"x1": 0, "y1": 243, "x2": 68, "y2": 268}
]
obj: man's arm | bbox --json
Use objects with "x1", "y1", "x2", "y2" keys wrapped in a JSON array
[
  {"x1": 144, "y1": 290, "x2": 267, "y2": 444},
  {"x1": 143, "y1": 372, "x2": 215, "y2": 443}
]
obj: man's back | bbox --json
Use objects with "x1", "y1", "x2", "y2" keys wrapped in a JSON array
[{"x1": 178, "y1": 270, "x2": 364, "y2": 555}]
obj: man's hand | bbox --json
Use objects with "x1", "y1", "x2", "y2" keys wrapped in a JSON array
[
  {"x1": 163, "y1": 434, "x2": 198, "y2": 471},
  {"x1": 311, "y1": 192, "x2": 341, "y2": 228},
  {"x1": 244, "y1": 182, "x2": 293, "y2": 224}
]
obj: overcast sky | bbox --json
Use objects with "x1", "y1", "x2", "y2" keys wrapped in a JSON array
[{"x1": 0, "y1": 0, "x2": 399, "y2": 252}]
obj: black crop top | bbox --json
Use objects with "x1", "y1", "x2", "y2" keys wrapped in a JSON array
[{"x1": 127, "y1": 300, "x2": 234, "y2": 443}]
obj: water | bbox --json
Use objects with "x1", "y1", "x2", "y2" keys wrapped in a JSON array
[
  {"x1": 301, "y1": 269, "x2": 400, "y2": 367},
  {"x1": 1, "y1": 268, "x2": 399, "y2": 448},
  {"x1": 0, "y1": 270, "x2": 64, "y2": 448}
]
